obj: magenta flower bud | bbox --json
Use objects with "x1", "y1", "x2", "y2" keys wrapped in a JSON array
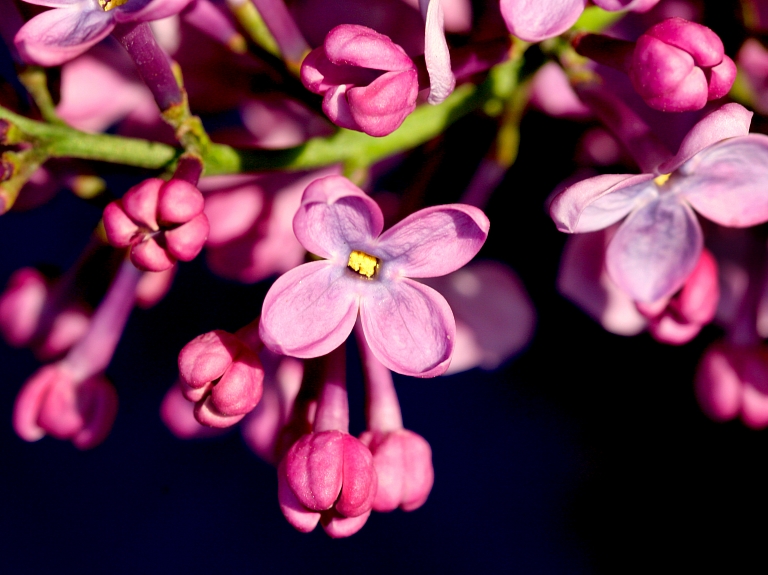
[
  {"x1": 0, "y1": 268, "x2": 47, "y2": 347},
  {"x1": 178, "y1": 330, "x2": 265, "y2": 428},
  {"x1": 695, "y1": 343, "x2": 768, "y2": 429},
  {"x1": 301, "y1": 25, "x2": 418, "y2": 137},
  {"x1": 630, "y1": 18, "x2": 736, "y2": 112},
  {"x1": 279, "y1": 430, "x2": 378, "y2": 533},
  {"x1": 13, "y1": 364, "x2": 118, "y2": 450},
  {"x1": 359, "y1": 429, "x2": 433, "y2": 512},
  {"x1": 636, "y1": 248, "x2": 719, "y2": 345},
  {"x1": 103, "y1": 178, "x2": 209, "y2": 272}
]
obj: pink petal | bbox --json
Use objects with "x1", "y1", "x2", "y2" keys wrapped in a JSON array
[
  {"x1": 606, "y1": 197, "x2": 703, "y2": 303},
  {"x1": 377, "y1": 205, "x2": 488, "y2": 279},
  {"x1": 324, "y1": 25, "x2": 415, "y2": 71},
  {"x1": 695, "y1": 345, "x2": 741, "y2": 422},
  {"x1": 130, "y1": 237, "x2": 175, "y2": 272},
  {"x1": 160, "y1": 384, "x2": 225, "y2": 440},
  {"x1": 420, "y1": 0, "x2": 455, "y2": 104},
  {"x1": 321, "y1": 510, "x2": 371, "y2": 538},
  {"x1": 164, "y1": 213, "x2": 209, "y2": 261},
  {"x1": 322, "y1": 84, "x2": 362, "y2": 131},
  {"x1": 103, "y1": 202, "x2": 140, "y2": 247},
  {"x1": 122, "y1": 178, "x2": 163, "y2": 229},
  {"x1": 259, "y1": 261, "x2": 360, "y2": 358},
  {"x1": 336, "y1": 434, "x2": 377, "y2": 518},
  {"x1": 359, "y1": 278, "x2": 455, "y2": 377},
  {"x1": 593, "y1": 0, "x2": 660, "y2": 10},
  {"x1": 658, "y1": 103, "x2": 753, "y2": 174},
  {"x1": 707, "y1": 56, "x2": 737, "y2": 100},
  {"x1": 286, "y1": 431, "x2": 344, "y2": 511},
  {"x1": 277, "y1": 460, "x2": 321, "y2": 533},
  {"x1": 557, "y1": 230, "x2": 647, "y2": 336},
  {"x1": 13, "y1": 365, "x2": 60, "y2": 442},
  {"x1": 157, "y1": 180, "x2": 205, "y2": 224},
  {"x1": 347, "y1": 69, "x2": 419, "y2": 137},
  {"x1": 500, "y1": 0, "x2": 586, "y2": 42},
  {"x1": 678, "y1": 135, "x2": 768, "y2": 228},
  {"x1": 178, "y1": 330, "x2": 241, "y2": 388},
  {"x1": 71, "y1": 376, "x2": 118, "y2": 449},
  {"x1": 644, "y1": 17, "x2": 723, "y2": 68},
  {"x1": 293, "y1": 176, "x2": 383, "y2": 260},
  {"x1": 15, "y1": 8, "x2": 114, "y2": 67},
  {"x1": 550, "y1": 173, "x2": 656, "y2": 234}
]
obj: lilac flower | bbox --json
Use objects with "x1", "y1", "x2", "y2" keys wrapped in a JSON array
[
  {"x1": 14, "y1": 0, "x2": 193, "y2": 67},
  {"x1": 259, "y1": 175, "x2": 489, "y2": 378},
  {"x1": 550, "y1": 103, "x2": 768, "y2": 304},
  {"x1": 500, "y1": 0, "x2": 660, "y2": 43}
]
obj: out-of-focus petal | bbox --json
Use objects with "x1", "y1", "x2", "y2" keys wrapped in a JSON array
[
  {"x1": 658, "y1": 103, "x2": 753, "y2": 173},
  {"x1": 293, "y1": 176, "x2": 384, "y2": 260},
  {"x1": 500, "y1": 0, "x2": 586, "y2": 42},
  {"x1": 15, "y1": 8, "x2": 114, "y2": 66},
  {"x1": 593, "y1": 0, "x2": 660, "y2": 10},
  {"x1": 606, "y1": 196, "x2": 702, "y2": 302},
  {"x1": 259, "y1": 261, "x2": 360, "y2": 358},
  {"x1": 678, "y1": 135, "x2": 768, "y2": 227},
  {"x1": 550, "y1": 173, "x2": 656, "y2": 233},
  {"x1": 359, "y1": 278, "x2": 454, "y2": 377},
  {"x1": 557, "y1": 230, "x2": 647, "y2": 336},
  {"x1": 377, "y1": 204, "x2": 489, "y2": 278}
]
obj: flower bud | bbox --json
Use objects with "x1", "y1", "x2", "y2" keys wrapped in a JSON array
[
  {"x1": 629, "y1": 18, "x2": 736, "y2": 112},
  {"x1": 695, "y1": 343, "x2": 768, "y2": 429},
  {"x1": 13, "y1": 364, "x2": 118, "y2": 449},
  {"x1": 359, "y1": 429, "x2": 433, "y2": 512},
  {"x1": 103, "y1": 178, "x2": 209, "y2": 272},
  {"x1": 301, "y1": 25, "x2": 418, "y2": 137},
  {"x1": 279, "y1": 430, "x2": 378, "y2": 537},
  {"x1": 178, "y1": 330, "x2": 264, "y2": 428}
]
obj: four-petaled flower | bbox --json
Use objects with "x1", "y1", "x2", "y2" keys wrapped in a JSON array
[
  {"x1": 550, "y1": 103, "x2": 768, "y2": 303},
  {"x1": 259, "y1": 175, "x2": 489, "y2": 378},
  {"x1": 15, "y1": 0, "x2": 193, "y2": 66}
]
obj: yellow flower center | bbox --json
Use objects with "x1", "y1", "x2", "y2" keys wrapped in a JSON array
[
  {"x1": 99, "y1": 0, "x2": 129, "y2": 11},
  {"x1": 347, "y1": 250, "x2": 379, "y2": 278},
  {"x1": 653, "y1": 173, "x2": 671, "y2": 187}
]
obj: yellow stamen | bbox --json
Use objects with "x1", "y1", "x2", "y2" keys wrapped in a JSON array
[
  {"x1": 653, "y1": 173, "x2": 671, "y2": 187},
  {"x1": 347, "y1": 250, "x2": 379, "y2": 278},
  {"x1": 99, "y1": 0, "x2": 129, "y2": 11}
]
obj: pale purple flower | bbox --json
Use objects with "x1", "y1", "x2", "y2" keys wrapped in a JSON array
[
  {"x1": 500, "y1": 0, "x2": 660, "y2": 43},
  {"x1": 15, "y1": 0, "x2": 194, "y2": 66},
  {"x1": 550, "y1": 103, "x2": 768, "y2": 304},
  {"x1": 259, "y1": 175, "x2": 489, "y2": 378}
]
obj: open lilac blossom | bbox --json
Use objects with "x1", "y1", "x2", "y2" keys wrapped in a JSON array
[
  {"x1": 103, "y1": 177, "x2": 209, "y2": 272},
  {"x1": 695, "y1": 343, "x2": 768, "y2": 429},
  {"x1": 177, "y1": 329, "x2": 265, "y2": 428},
  {"x1": 499, "y1": 0, "x2": 660, "y2": 43},
  {"x1": 14, "y1": 0, "x2": 194, "y2": 67},
  {"x1": 550, "y1": 103, "x2": 768, "y2": 304},
  {"x1": 259, "y1": 175, "x2": 490, "y2": 378},
  {"x1": 301, "y1": 25, "x2": 419, "y2": 136}
]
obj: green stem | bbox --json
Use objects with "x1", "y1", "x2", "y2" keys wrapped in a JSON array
[{"x1": 0, "y1": 54, "x2": 522, "y2": 177}]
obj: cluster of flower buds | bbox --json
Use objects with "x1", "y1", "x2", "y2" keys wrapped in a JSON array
[{"x1": 10, "y1": 0, "x2": 768, "y2": 552}]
